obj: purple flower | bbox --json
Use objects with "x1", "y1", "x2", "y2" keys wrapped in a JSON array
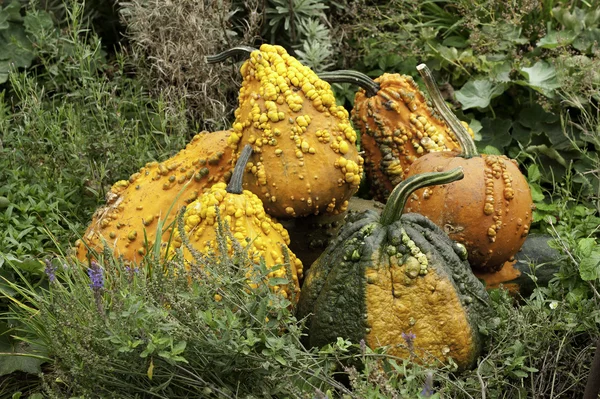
[
  {"x1": 401, "y1": 331, "x2": 416, "y2": 354},
  {"x1": 44, "y1": 259, "x2": 57, "y2": 283},
  {"x1": 359, "y1": 338, "x2": 367, "y2": 354},
  {"x1": 87, "y1": 261, "x2": 104, "y2": 291},
  {"x1": 420, "y1": 371, "x2": 434, "y2": 397}
]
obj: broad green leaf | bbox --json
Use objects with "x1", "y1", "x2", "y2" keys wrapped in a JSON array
[
  {"x1": 527, "y1": 164, "x2": 541, "y2": 183},
  {"x1": 573, "y1": 29, "x2": 600, "y2": 53},
  {"x1": 0, "y1": 331, "x2": 45, "y2": 376},
  {"x1": 512, "y1": 123, "x2": 533, "y2": 146},
  {"x1": 442, "y1": 35, "x2": 468, "y2": 48},
  {"x1": 2, "y1": 1, "x2": 22, "y2": 22},
  {"x1": 490, "y1": 61, "x2": 512, "y2": 83},
  {"x1": 455, "y1": 79, "x2": 506, "y2": 109},
  {"x1": 467, "y1": 117, "x2": 483, "y2": 141},
  {"x1": 577, "y1": 238, "x2": 596, "y2": 258},
  {"x1": 517, "y1": 61, "x2": 561, "y2": 97},
  {"x1": 579, "y1": 248, "x2": 600, "y2": 281},
  {"x1": 475, "y1": 117, "x2": 512, "y2": 151},
  {"x1": 0, "y1": 11, "x2": 9, "y2": 30},
  {"x1": 553, "y1": 7, "x2": 585, "y2": 32},
  {"x1": 480, "y1": 145, "x2": 502, "y2": 155},
  {"x1": 529, "y1": 184, "x2": 545, "y2": 202},
  {"x1": 536, "y1": 29, "x2": 578, "y2": 48},
  {"x1": 23, "y1": 10, "x2": 54, "y2": 36},
  {"x1": 517, "y1": 105, "x2": 559, "y2": 131}
]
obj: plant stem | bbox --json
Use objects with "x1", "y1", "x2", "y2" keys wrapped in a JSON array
[
  {"x1": 226, "y1": 145, "x2": 253, "y2": 194},
  {"x1": 380, "y1": 167, "x2": 464, "y2": 226},
  {"x1": 416, "y1": 63, "x2": 479, "y2": 158},
  {"x1": 318, "y1": 70, "x2": 381, "y2": 98},
  {"x1": 206, "y1": 46, "x2": 257, "y2": 64}
]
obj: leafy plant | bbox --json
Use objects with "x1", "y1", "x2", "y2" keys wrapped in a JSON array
[{"x1": 0, "y1": 1, "x2": 37, "y2": 84}]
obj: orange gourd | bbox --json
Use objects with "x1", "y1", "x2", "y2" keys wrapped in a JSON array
[
  {"x1": 402, "y1": 65, "x2": 534, "y2": 272},
  {"x1": 76, "y1": 130, "x2": 233, "y2": 264}
]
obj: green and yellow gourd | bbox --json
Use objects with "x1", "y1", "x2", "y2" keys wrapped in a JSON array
[
  {"x1": 319, "y1": 70, "x2": 473, "y2": 202},
  {"x1": 208, "y1": 45, "x2": 364, "y2": 219},
  {"x1": 171, "y1": 145, "x2": 303, "y2": 301},
  {"x1": 76, "y1": 130, "x2": 234, "y2": 264},
  {"x1": 297, "y1": 168, "x2": 492, "y2": 370}
]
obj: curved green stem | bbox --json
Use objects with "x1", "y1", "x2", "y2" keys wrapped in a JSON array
[
  {"x1": 318, "y1": 70, "x2": 380, "y2": 98},
  {"x1": 226, "y1": 145, "x2": 253, "y2": 194},
  {"x1": 206, "y1": 46, "x2": 257, "y2": 64},
  {"x1": 417, "y1": 64, "x2": 479, "y2": 159},
  {"x1": 380, "y1": 168, "x2": 464, "y2": 226}
]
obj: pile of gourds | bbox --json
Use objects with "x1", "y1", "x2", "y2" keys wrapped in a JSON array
[{"x1": 75, "y1": 44, "x2": 538, "y2": 370}]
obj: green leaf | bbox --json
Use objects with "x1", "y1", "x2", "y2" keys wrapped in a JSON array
[
  {"x1": 0, "y1": 11, "x2": 9, "y2": 30},
  {"x1": 527, "y1": 164, "x2": 541, "y2": 183},
  {"x1": 573, "y1": 29, "x2": 600, "y2": 53},
  {"x1": 517, "y1": 61, "x2": 561, "y2": 97},
  {"x1": 579, "y1": 248, "x2": 600, "y2": 281},
  {"x1": 536, "y1": 29, "x2": 578, "y2": 49},
  {"x1": 490, "y1": 61, "x2": 512, "y2": 83},
  {"x1": 475, "y1": 117, "x2": 512, "y2": 151},
  {"x1": 577, "y1": 238, "x2": 596, "y2": 257},
  {"x1": 455, "y1": 78, "x2": 506, "y2": 109},
  {"x1": 480, "y1": 145, "x2": 502, "y2": 155},
  {"x1": 529, "y1": 184, "x2": 545, "y2": 202},
  {"x1": 0, "y1": 330, "x2": 45, "y2": 376},
  {"x1": 442, "y1": 35, "x2": 467, "y2": 48}
]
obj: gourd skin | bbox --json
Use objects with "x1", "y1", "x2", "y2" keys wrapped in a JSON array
[
  {"x1": 353, "y1": 73, "x2": 471, "y2": 201},
  {"x1": 230, "y1": 44, "x2": 364, "y2": 218},
  {"x1": 404, "y1": 153, "x2": 533, "y2": 272},
  {"x1": 76, "y1": 130, "x2": 233, "y2": 263},
  {"x1": 298, "y1": 170, "x2": 492, "y2": 370},
  {"x1": 171, "y1": 182, "x2": 303, "y2": 300}
]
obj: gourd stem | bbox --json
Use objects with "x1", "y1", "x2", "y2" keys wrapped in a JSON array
[
  {"x1": 206, "y1": 46, "x2": 257, "y2": 64},
  {"x1": 226, "y1": 145, "x2": 253, "y2": 194},
  {"x1": 318, "y1": 70, "x2": 381, "y2": 98},
  {"x1": 380, "y1": 168, "x2": 464, "y2": 226},
  {"x1": 416, "y1": 64, "x2": 479, "y2": 159}
]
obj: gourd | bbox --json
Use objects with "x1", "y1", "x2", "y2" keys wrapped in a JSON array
[
  {"x1": 171, "y1": 145, "x2": 303, "y2": 301},
  {"x1": 75, "y1": 130, "x2": 233, "y2": 263},
  {"x1": 208, "y1": 45, "x2": 364, "y2": 218},
  {"x1": 319, "y1": 70, "x2": 472, "y2": 202},
  {"x1": 297, "y1": 167, "x2": 492, "y2": 370},
  {"x1": 402, "y1": 65, "x2": 534, "y2": 273}
]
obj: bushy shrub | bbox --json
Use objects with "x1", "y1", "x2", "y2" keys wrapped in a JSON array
[{"x1": 119, "y1": 0, "x2": 262, "y2": 131}]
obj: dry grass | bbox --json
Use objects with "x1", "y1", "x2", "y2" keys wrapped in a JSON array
[{"x1": 120, "y1": 0, "x2": 262, "y2": 131}]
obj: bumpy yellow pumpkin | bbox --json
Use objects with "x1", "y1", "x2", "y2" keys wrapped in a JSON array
[
  {"x1": 171, "y1": 145, "x2": 303, "y2": 300},
  {"x1": 208, "y1": 45, "x2": 364, "y2": 218},
  {"x1": 76, "y1": 130, "x2": 233, "y2": 264}
]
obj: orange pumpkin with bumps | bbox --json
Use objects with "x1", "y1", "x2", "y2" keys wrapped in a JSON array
[{"x1": 402, "y1": 65, "x2": 534, "y2": 272}]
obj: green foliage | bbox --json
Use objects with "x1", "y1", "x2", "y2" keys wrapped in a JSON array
[
  {"x1": 335, "y1": 0, "x2": 600, "y2": 202},
  {"x1": 2, "y1": 219, "x2": 352, "y2": 398},
  {"x1": 265, "y1": 0, "x2": 335, "y2": 72},
  {"x1": 0, "y1": 1, "x2": 37, "y2": 84},
  {"x1": 0, "y1": 2, "x2": 190, "y2": 258}
]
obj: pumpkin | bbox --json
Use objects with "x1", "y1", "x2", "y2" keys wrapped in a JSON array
[
  {"x1": 402, "y1": 64, "x2": 534, "y2": 273},
  {"x1": 75, "y1": 130, "x2": 233, "y2": 264},
  {"x1": 208, "y1": 45, "x2": 364, "y2": 219},
  {"x1": 319, "y1": 70, "x2": 473, "y2": 202},
  {"x1": 171, "y1": 144, "x2": 303, "y2": 301},
  {"x1": 297, "y1": 167, "x2": 493, "y2": 370}
]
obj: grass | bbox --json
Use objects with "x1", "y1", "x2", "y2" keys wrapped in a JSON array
[{"x1": 0, "y1": 0, "x2": 599, "y2": 398}]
